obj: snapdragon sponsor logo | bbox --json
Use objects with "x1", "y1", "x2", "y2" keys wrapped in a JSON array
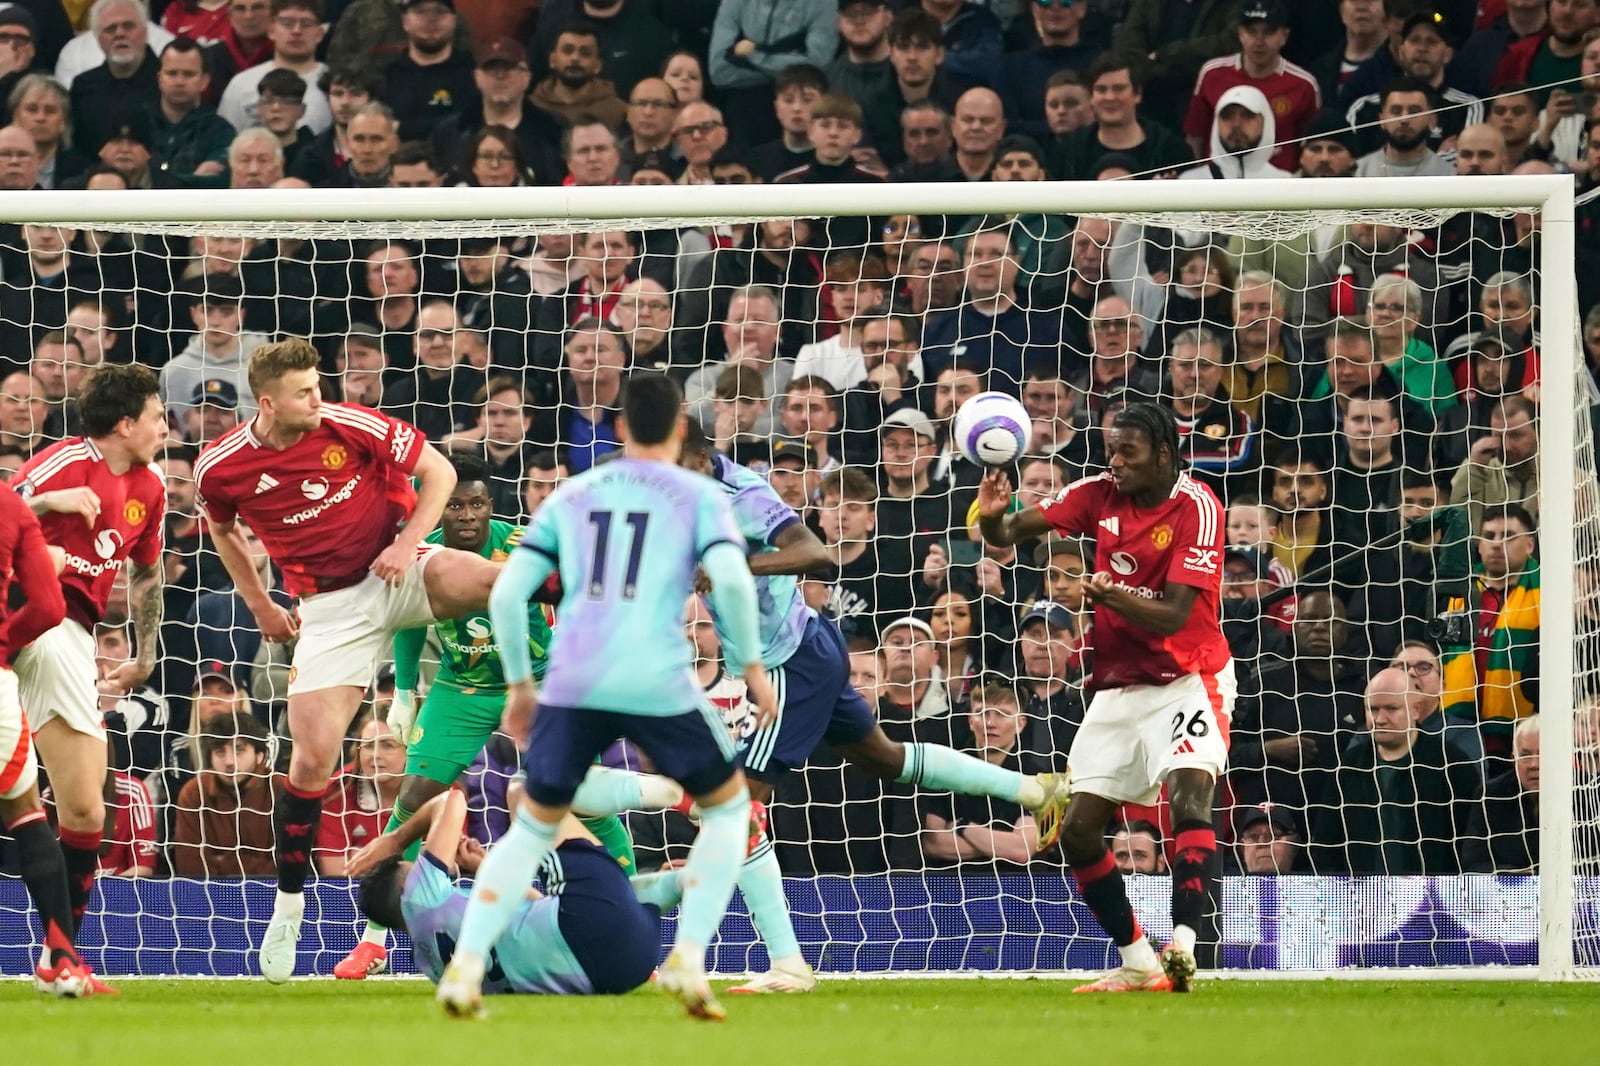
[{"x1": 282, "y1": 475, "x2": 362, "y2": 525}]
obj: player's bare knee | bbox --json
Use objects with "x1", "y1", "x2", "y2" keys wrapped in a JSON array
[
  {"x1": 840, "y1": 736, "x2": 903, "y2": 779},
  {"x1": 57, "y1": 797, "x2": 104, "y2": 832}
]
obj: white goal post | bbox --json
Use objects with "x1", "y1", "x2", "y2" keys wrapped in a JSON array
[{"x1": 0, "y1": 174, "x2": 1590, "y2": 981}]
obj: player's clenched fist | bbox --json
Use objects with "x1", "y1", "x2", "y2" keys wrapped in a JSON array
[
  {"x1": 257, "y1": 601, "x2": 299, "y2": 644},
  {"x1": 1082, "y1": 571, "x2": 1116, "y2": 603},
  {"x1": 369, "y1": 540, "x2": 415, "y2": 585},
  {"x1": 975, "y1": 469, "x2": 1013, "y2": 518}
]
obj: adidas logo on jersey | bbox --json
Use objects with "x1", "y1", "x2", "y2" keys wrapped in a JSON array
[
  {"x1": 1099, "y1": 517, "x2": 1119, "y2": 537},
  {"x1": 255, "y1": 474, "x2": 279, "y2": 494}
]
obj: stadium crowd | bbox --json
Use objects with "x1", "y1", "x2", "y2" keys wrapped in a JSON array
[{"x1": 2, "y1": 0, "x2": 1600, "y2": 886}]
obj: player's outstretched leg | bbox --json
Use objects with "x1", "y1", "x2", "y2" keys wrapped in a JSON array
[
  {"x1": 1059, "y1": 793, "x2": 1170, "y2": 993},
  {"x1": 838, "y1": 730, "x2": 1073, "y2": 852},
  {"x1": 658, "y1": 778, "x2": 751, "y2": 1021}
]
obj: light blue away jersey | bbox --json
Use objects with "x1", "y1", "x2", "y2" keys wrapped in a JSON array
[
  {"x1": 520, "y1": 457, "x2": 744, "y2": 714},
  {"x1": 401, "y1": 855, "x2": 591, "y2": 995},
  {"x1": 710, "y1": 455, "x2": 812, "y2": 668}
]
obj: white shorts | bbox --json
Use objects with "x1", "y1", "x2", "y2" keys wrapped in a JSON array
[
  {"x1": 0, "y1": 668, "x2": 39, "y2": 801},
  {"x1": 12, "y1": 618, "x2": 103, "y2": 740},
  {"x1": 1069, "y1": 662, "x2": 1237, "y2": 806},
  {"x1": 289, "y1": 546, "x2": 441, "y2": 696}
]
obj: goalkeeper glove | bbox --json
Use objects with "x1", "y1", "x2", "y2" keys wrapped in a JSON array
[{"x1": 387, "y1": 689, "x2": 418, "y2": 742}]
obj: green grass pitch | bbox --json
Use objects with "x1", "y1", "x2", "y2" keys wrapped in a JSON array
[{"x1": 5, "y1": 979, "x2": 1599, "y2": 1065}]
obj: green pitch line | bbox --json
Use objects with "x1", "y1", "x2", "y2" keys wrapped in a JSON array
[{"x1": 5, "y1": 979, "x2": 1598, "y2": 1066}]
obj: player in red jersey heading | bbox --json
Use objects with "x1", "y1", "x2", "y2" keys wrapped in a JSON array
[
  {"x1": 194, "y1": 339, "x2": 499, "y2": 983},
  {"x1": 979, "y1": 403, "x2": 1234, "y2": 994},
  {"x1": 0, "y1": 481, "x2": 114, "y2": 996},
  {"x1": 13, "y1": 364, "x2": 167, "y2": 949}
]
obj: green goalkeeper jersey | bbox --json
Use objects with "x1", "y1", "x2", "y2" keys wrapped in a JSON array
[{"x1": 393, "y1": 520, "x2": 554, "y2": 693}]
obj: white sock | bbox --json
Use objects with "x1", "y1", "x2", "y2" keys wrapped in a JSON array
[
  {"x1": 638, "y1": 774, "x2": 684, "y2": 810},
  {"x1": 1170, "y1": 924, "x2": 1196, "y2": 954},
  {"x1": 1119, "y1": 937, "x2": 1158, "y2": 971},
  {"x1": 274, "y1": 889, "x2": 305, "y2": 915},
  {"x1": 1015, "y1": 775, "x2": 1046, "y2": 809},
  {"x1": 361, "y1": 923, "x2": 387, "y2": 947}
]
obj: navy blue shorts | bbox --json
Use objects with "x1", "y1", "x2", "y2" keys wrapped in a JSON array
[
  {"x1": 740, "y1": 613, "x2": 878, "y2": 783},
  {"x1": 523, "y1": 702, "x2": 738, "y2": 806},
  {"x1": 545, "y1": 840, "x2": 661, "y2": 995}
]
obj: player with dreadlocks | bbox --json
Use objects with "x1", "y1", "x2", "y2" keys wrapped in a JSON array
[{"x1": 976, "y1": 402, "x2": 1233, "y2": 994}]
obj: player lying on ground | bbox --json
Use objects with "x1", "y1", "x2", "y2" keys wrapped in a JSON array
[
  {"x1": 436, "y1": 374, "x2": 775, "y2": 1022},
  {"x1": 352, "y1": 789, "x2": 688, "y2": 1001},
  {"x1": 979, "y1": 403, "x2": 1235, "y2": 994},
  {"x1": 13, "y1": 365, "x2": 168, "y2": 948},
  {"x1": 193, "y1": 339, "x2": 502, "y2": 983},
  {"x1": 336, "y1": 452, "x2": 639, "y2": 980},
  {"x1": 673, "y1": 421, "x2": 1072, "y2": 992},
  {"x1": 0, "y1": 481, "x2": 115, "y2": 997}
]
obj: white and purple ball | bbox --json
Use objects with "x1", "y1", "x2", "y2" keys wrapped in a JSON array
[{"x1": 953, "y1": 391, "x2": 1032, "y2": 467}]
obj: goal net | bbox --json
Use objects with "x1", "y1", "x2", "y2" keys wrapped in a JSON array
[{"x1": 0, "y1": 178, "x2": 1593, "y2": 980}]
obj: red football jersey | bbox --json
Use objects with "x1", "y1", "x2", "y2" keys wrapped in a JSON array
[
  {"x1": 14, "y1": 439, "x2": 166, "y2": 631},
  {"x1": 194, "y1": 404, "x2": 426, "y2": 597},
  {"x1": 100, "y1": 771, "x2": 158, "y2": 875},
  {"x1": 1038, "y1": 472, "x2": 1231, "y2": 690},
  {"x1": 315, "y1": 773, "x2": 390, "y2": 863},
  {"x1": 1183, "y1": 56, "x2": 1322, "y2": 173},
  {"x1": 0, "y1": 482, "x2": 66, "y2": 664}
]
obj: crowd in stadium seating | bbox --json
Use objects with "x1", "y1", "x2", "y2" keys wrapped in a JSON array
[{"x1": 2, "y1": 0, "x2": 1600, "y2": 884}]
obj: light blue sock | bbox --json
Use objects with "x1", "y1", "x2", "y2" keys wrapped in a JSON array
[
  {"x1": 672, "y1": 787, "x2": 749, "y2": 954},
  {"x1": 457, "y1": 806, "x2": 558, "y2": 960},
  {"x1": 629, "y1": 869, "x2": 684, "y2": 911},
  {"x1": 897, "y1": 742, "x2": 1023, "y2": 803},
  {"x1": 570, "y1": 766, "x2": 643, "y2": 817},
  {"x1": 740, "y1": 832, "x2": 802, "y2": 964}
]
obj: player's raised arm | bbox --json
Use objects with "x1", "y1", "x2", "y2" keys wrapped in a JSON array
[
  {"x1": 0, "y1": 496, "x2": 66, "y2": 655},
  {"x1": 372, "y1": 444, "x2": 458, "y2": 585},
  {"x1": 974, "y1": 468, "x2": 1053, "y2": 548}
]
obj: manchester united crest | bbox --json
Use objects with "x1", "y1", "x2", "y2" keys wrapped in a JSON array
[
  {"x1": 124, "y1": 499, "x2": 147, "y2": 524},
  {"x1": 321, "y1": 444, "x2": 348, "y2": 470},
  {"x1": 1151, "y1": 524, "x2": 1173, "y2": 548}
]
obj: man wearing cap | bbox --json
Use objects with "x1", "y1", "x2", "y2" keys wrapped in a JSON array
[
  {"x1": 158, "y1": 272, "x2": 268, "y2": 425},
  {"x1": 430, "y1": 36, "x2": 564, "y2": 185},
  {"x1": 182, "y1": 379, "x2": 243, "y2": 444},
  {"x1": 1218, "y1": 545, "x2": 1292, "y2": 663},
  {"x1": 217, "y1": 0, "x2": 333, "y2": 135},
  {"x1": 767, "y1": 436, "x2": 821, "y2": 516},
  {"x1": 1185, "y1": 0, "x2": 1320, "y2": 173},
  {"x1": 1232, "y1": 803, "x2": 1304, "y2": 873},
  {"x1": 70, "y1": 0, "x2": 160, "y2": 157},
  {"x1": 93, "y1": 109, "x2": 157, "y2": 187},
  {"x1": 326, "y1": 0, "x2": 474, "y2": 78},
  {"x1": 879, "y1": 615, "x2": 950, "y2": 721},
  {"x1": 383, "y1": 0, "x2": 479, "y2": 142},
  {"x1": 1296, "y1": 109, "x2": 1360, "y2": 175},
  {"x1": 171, "y1": 710, "x2": 281, "y2": 878},
  {"x1": 0, "y1": 7, "x2": 39, "y2": 108},
  {"x1": 876, "y1": 405, "x2": 960, "y2": 572},
  {"x1": 830, "y1": 0, "x2": 896, "y2": 134},
  {"x1": 1015, "y1": 599, "x2": 1088, "y2": 749},
  {"x1": 1345, "y1": 12, "x2": 1482, "y2": 155}
]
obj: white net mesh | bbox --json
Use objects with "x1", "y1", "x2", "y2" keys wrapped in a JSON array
[{"x1": 0, "y1": 180, "x2": 1592, "y2": 978}]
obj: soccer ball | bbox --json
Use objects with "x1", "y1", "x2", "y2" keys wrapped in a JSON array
[{"x1": 953, "y1": 392, "x2": 1032, "y2": 467}]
